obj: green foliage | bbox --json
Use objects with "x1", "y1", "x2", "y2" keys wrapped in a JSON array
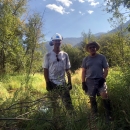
[
  {"x1": 104, "y1": 0, "x2": 130, "y2": 31},
  {"x1": 97, "y1": 33, "x2": 130, "y2": 67},
  {"x1": 0, "y1": 73, "x2": 45, "y2": 94},
  {"x1": 61, "y1": 30, "x2": 97, "y2": 73},
  {"x1": 0, "y1": 0, "x2": 27, "y2": 73},
  {"x1": 104, "y1": 0, "x2": 130, "y2": 14},
  {"x1": 0, "y1": 1, "x2": 44, "y2": 74},
  {"x1": 106, "y1": 67, "x2": 130, "y2": 129},
  {"x1": 61, "y1": 44, "x2": 85, "y2": 73},
  {"x1": 1, "y1": 0, "x2": 130, "y2": 129},
  {"x1": 0, "y1": 83, "x2": 9, "y2": 104},
  {"x1": 23, "y1": 13, "x2": 44, "y2": 74},
  {"x1": 79, "y1": 30, "x2": 96, "y2": 55},
  {"x1": 81, "y1": 30, "x2": 96, "y2": 43},
  {"x1": 1, "y1": 67, "x2": 130, "y2": 129}
]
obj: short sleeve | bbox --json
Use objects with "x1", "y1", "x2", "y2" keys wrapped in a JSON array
[
  {"x1": 42, "y1": 53, "x2": 49, "y2": 69},
  {"x1": 81, "y1": 57, "x2": 87, "y2": 69},
  {"x1": 102, "y1": 55, "x2": 109, "y2": 68},
  {"x1": 66, "y1": 53, "x2": 71, "y2": 69}
]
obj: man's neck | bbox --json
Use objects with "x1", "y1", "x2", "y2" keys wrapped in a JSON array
[
  {"x1": 90, "y1": 53, "x2": 97, "y2": 57},
  {"x1": 53, "y1": 48, "x2": 60, "y2": 54}
]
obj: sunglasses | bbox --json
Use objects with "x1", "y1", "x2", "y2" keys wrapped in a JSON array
[
  {"x1": 56, "y1": 54, "x2": 60, "y2": 62},
  {"x1": 88, "y1": 46, "x2": 96, "y2": 49}
]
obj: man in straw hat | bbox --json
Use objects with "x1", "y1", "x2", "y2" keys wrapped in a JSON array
[{"x1": 81, "y1": 41, "x2": 112, "y2": 122}]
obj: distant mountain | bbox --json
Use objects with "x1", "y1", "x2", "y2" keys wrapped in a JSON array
[
  {"x1": 44, "y1": 37, "x2": 83, "y2": 52},
  {"x1": 44, "y1": 20, "x2": 130, "y2": 52},
  {"x1": 44, "y1": 33, "x2": 105, "y2": 52},
  {"x1": 94, "y1": 32, "x2": 106, "y2": 37},
  {"x1": 108, "y1": 20, "x2": 130, "y2": 34},
  {"x1": 62, "y1": 37, "x2": 83, "y2": 46}
]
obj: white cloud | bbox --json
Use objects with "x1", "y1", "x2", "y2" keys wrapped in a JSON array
[
  {"x1": 56, "y1": 0, "x2": 72, "y2": 7},
  {"x1": 46, "y1": 4, "x2": 69, "y2": 14},
  {"x1": 90, "y1": 2, "x2": 99, "y2": 6},
  {"x1": 87, "y1": 0, "x2": 94, "y2": 2},
  {"x1": 87, "y1": 0, "x2": 99, "y2": 7},
  {"x1": 70, "y1": 8, "x2": 75, "y2": 11},
  {"x1": 78, "y1": 0, "x2": 85, "y2": 3},
  {"x1": 103, "y1": 3, "x2": 107, "y2": 6},
  {"x1": 79, "y1": 11, "x2": 85, "y2": 15},
  {"x1": 43, "y1": 0, "x2": 46, "y2": 1},
  {"x1": 87, "y1": 10, "x2": 94, "y2": 14}
]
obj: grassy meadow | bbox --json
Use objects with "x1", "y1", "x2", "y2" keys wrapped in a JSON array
[{"x1": 0, "y1": 68, "x2": 130, "y2": 130}]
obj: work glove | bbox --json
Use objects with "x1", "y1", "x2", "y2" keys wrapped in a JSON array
[
  {"x1": 46, "y1": 81, "x2": 53, "y2": 91},
  {"x1": 98, "y1": 78, "x2": 106, "y2": 88},
  {"x1": 82, "y1": 82, "x2": 88, "y2": 92},
  {"x1": 67, "y1": 82, "x2": 72, "y2": 90}
]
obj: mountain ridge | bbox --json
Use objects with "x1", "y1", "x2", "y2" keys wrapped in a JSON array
[
  {"x1": 44, "y1": 32, "x2": 106, "y2": 51},
  {"x1": 44, "y1": 20, "x2": 130, "y2": 52}
]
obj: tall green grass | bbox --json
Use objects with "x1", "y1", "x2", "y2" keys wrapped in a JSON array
[{"x1": 0, "y1": 68, "x2": 130, "y2": 130}]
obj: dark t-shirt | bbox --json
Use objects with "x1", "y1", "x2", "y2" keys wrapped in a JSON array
[{"x1": 82, "y1": 54, "x2": 109, "y2": 79}]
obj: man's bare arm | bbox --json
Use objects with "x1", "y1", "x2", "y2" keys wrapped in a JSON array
[
  {"x1": 66, "y1": 69, "x2": 71, "y2": 83},
  {"x1": 103, "y1": 67, "x2": 109, "y2": 79},
  {"x1": 82, "y1": 68, "x2": 86, "y2": 82}
]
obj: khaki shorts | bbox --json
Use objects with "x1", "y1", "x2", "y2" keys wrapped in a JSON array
[{"x1": 85, "y1": 78, "x2": 107, "y2": 97}]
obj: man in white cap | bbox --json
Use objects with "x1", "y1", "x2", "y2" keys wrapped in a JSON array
[
  {"x1": 81, "y1": 41, "x2": 112, "y2": 122},
  {"x1": 43, "y1": 33, "x2": 74, "y2": 115}
]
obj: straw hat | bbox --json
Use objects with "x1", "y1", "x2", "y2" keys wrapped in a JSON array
[{"x1": 86, "y1": 41, "x2": 100, "y2": 51}]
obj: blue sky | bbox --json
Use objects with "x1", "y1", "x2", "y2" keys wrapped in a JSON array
[{"x1": 27, "y1": 0, "x2": 113, "y2": 41}]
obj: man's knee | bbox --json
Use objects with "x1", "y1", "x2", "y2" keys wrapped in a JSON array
[
  {"x1": 100, "y1": 92, "x2": 108, "y2": 99},
  {"x1": 89, "y1": 96, "x2": 97, "y2": 105}
]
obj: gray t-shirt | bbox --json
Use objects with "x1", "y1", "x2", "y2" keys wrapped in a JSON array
[
  {"x1": 43, "y1": 50, "x2": 71, "y2": 85},
  {"x1": 82, "y1": 54, "x2": 109, "y2": 79}
]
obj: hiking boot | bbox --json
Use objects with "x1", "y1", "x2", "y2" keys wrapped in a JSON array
[
  {"x1": 90, "y1": 97, "x2": 98, "y2": 114},
  {"x1": 102, "y1": 99, "x2": 113, "y2": 123}
]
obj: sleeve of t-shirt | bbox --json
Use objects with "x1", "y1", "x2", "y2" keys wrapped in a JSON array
[
  {"x1": 66, "y1": 53, "x2": 71, "y2": 69},
  {"x1": 42, "y1": 53, "x2": 49, "y2": 69},
  {"x1": 81, "y1": 57, "x2": 86, "y2": 69},
  {"x1": 102, "y1": 55, "x2": 109, "y2": 68}
]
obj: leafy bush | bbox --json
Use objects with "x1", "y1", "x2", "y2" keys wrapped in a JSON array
[{"x1": 62, "y1": 44, "x2": 86, "y2": 73}]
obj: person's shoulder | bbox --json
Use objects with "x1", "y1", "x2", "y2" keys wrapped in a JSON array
[
  {"x1": 60, "y1": 51, "x2": 68, "y2": 55},
  {"x1": 45, "y1": 51, "x2": 53, "y2": 57},
  {"x1": 60, "y1": 50, "x2": 66, "y2": 54},
  {"x1": 97, "y1": 54, "x2": 107, "y2": 59},
  {"x1": 83, "y1": 56, "x2": 89, "y2": 61},
  {"x1": 97, "y1": 53, "x2": 105, "y2": 57}
]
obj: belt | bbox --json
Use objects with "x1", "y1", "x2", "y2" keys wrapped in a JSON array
[{"x1": 87, "y1": 78, "x2": 100, "y2": 80}]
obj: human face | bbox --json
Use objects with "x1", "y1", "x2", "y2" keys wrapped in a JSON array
[
  {"x1": 53, "y1": 40, "x2": 61, "y2": 48},
  {"x1": 88, "y1": 45, "x2": 97, "y2": 55}
]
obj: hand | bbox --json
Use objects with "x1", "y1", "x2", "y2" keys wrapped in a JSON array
[
  {"x1": 82, "y1": 82, "x2": 88, "y2": 92},
  {"x1": 46, "y1": 81, "x2": 53, "y2": 91},
  {"x1": 67, "y1": 82, "x2": 72, "y2": 90},
  {"x1": 98, "y1": 78, "x2": 106, "y2": 88}
]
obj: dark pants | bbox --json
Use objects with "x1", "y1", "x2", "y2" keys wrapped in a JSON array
[{"x1": 48, "y1": 82, "x2": 74, "y2": 115}]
